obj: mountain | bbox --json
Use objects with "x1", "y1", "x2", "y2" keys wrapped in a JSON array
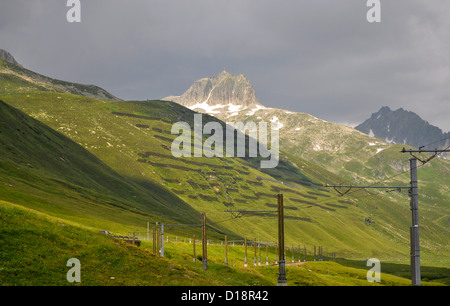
[
  {"x1": 164, "y1": 70, "x2": 262, "y2": 114},
  {"x1": 162, "y1": 72, "x2": 410, "y2": 181},
  {"x1": 355, "y1": 107, "x2": 449, "y2": 156},
  {"x1": 0, "y1": 52, "x2": 120, "y2": 101},
  {"x1": 0, "y1": 49, "x2": 22, "y2": 67}
]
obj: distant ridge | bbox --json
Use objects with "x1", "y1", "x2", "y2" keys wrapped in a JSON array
[
  {"x1": 355, "y1": 106, "x2": 449, "y2": 154},
  {"x1": 0, "y1": 48, "x2": 120, "y2": 101}
]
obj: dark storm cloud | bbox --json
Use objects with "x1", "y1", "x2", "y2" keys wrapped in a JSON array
[{"x1": 1, "y1": 0, "x2": 449, "y2": 131}]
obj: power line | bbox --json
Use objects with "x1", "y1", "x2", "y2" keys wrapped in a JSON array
[{"x1": 416, "y1": 135, "x2": 450, "y2": 150}]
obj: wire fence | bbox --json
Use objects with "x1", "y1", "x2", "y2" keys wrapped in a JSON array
[{"x1": 122, "y1": 230, "x2": 335, "y2": 267}]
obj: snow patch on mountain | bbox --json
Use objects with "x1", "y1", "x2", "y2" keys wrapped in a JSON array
[
  {"x1": 246, "y1": 104, "x2": 267, "y2": 116},
  {"x1": 270, "y1": 116, "x2": 284, "y2": 130},
  {"x1": 188, "y1": 102, "x2": 225, "y2": 114}
]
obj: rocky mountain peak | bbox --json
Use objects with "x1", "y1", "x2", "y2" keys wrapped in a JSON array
[
  {"x1": 163, "y1": 71, "x2": 262, "y2": 108},
  {"x1": 356, "y1": 107, "x2": 449, "y2": 155},
  {"x1": 0, "y1": 49, "x2": 22, "y2": 67}
]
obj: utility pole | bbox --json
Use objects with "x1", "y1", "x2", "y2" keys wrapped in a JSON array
[
  {"x1": 277, "y1": 194, "x2": 287, "y2": 286},
  {"x1": 400, "y1": 146, "x2": 450, "y2": 285},
  {"x1": 400, "y1": 146, "x2": 450, "y2": 286},
  {"x1": 409, "y1": 158, "x2": 420, "y2": 286},
  {"x1": 323, "y1": 145, "x2": 450, "y2": 286}
]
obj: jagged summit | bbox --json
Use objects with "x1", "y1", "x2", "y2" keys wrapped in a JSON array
[
  {"x1": 0, "y1": 49, "x2": 22, "y2": 67},
  {"x1": 356, "y1": 106, "x2": 449, "y2": 153},
  {"x1": 163, "y1": 70, "x2": 262, "y2": 109}
]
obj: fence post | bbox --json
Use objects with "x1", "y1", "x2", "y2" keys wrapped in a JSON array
[
  {"x1": 152, "y1": 227, "x2": 156, "y2": 255},
  {"x1": 157, "y1": 228, "x2": 161, "y2": 257},
  {"x1": 225, "y1": 235, "x2": 228, "y2": 266},
  {"x1": 193, "y1": 234, "x2": 196, "y2": 262},
  {"x1": 275, "y1": 243, "x2": 278, "y2": 264},
  {"x1": 258, "y1": 240, "x2": 261, "y2": 266},
  {"x1": 254, "y1": 238, "x2": 257, "y2": 266},
  {"x1": 202, "y1": 213, "x2": 207, "y2": 271},
  {"x1": 244, "y1": 237, "x2": 248, "y2": 267}
]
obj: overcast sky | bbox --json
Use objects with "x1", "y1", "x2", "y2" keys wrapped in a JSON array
[{"x1": 1, "y1": 0, "x2": 449, "y2": 131}]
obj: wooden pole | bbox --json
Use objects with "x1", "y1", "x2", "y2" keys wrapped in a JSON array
[
  {"x1": 277, "y1": 194, "x2": 287, "y2": 286},
  {"x1": 202, "y1": 213, "x2": 207, "y2": 271},
  {"x1": 254, "y1": 238, "x2": 257, "y2": 266},
  {"x1": 193, "y1": 234, "x2": 196, "y2": 262},
  {"x1": 225, "y1": 235, "x2": 228, "y2": 266},
  {"x1": 275, "y1": 243, "x2": 278, "y2": 264},
  {"x1": 156, "y1": 228, "x2": 161, "y2": 257},
  {"x1": 244, "y1": 237, "x2": 248, "y2": 267},
  {"x1": 152, "y1": 227, "x2": 156, "y2": 255},
  {"x1": 258, "y1": 240, "x2": 261, "y2": 266}
]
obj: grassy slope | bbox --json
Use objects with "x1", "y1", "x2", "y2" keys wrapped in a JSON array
[
  {"x1": 1, "y1": 200, "x2": 447, "y2": 286},
  {"x1": 0, "y1": 99, "x2": 201, "y2": 234}
]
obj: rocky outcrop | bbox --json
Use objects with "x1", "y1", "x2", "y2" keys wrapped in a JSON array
[
  {"x1": 164, "y1": 70, "x2": 261, "y2": 107},
  {"x1": 0, "y1": 49, "x2": 22, "y2": 67},
  {"x1": 356, "y1": 106, "x2": 449, "y2": 153}
]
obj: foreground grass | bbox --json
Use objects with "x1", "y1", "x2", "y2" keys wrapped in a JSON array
[
  {"x1": 0, "y1": 200, "x2": 447, "y2": 286},
  {"x1": 0, "y1": 200, "x2": 218, "y2": 286}
]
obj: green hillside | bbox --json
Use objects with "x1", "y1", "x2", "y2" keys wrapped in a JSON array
[
  {"x1": 0, "y1": 58, "x2": 449, "y2": 286},
  {"x1": 0, "y1": 98, "x2": 202, "y2": 234}
]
